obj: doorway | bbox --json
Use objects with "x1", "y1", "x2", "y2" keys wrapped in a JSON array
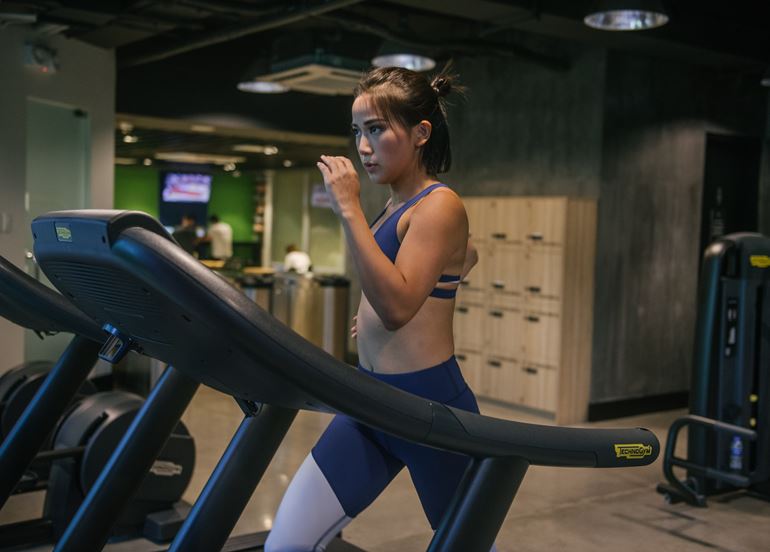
[
  {"x1": 24, "y1": 98, "x2": 90, "y2": 363},
  {"x1": 698, "y1": 133, "x2": 761, "y2": 259}
]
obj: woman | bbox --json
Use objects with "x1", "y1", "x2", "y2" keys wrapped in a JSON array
[{"x1": 265, "y1": 66, "x2": 489, "y2": 552}]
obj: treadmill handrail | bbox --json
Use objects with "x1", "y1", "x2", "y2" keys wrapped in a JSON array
[
  {"x1": 32, "y1": 211, "x2": 659, "y2": 468},
  {"x1": 0, "y1": 255, "x2": 103, "y2": 342}
]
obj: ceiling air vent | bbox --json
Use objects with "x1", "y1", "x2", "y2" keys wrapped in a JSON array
[{"x1": 259, "y1": 52, "x2": 369, "y2": 96}]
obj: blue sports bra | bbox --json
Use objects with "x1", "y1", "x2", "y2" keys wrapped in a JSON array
[{"x1": 369, "y1": 183, "x2": 461, "y2": 299}]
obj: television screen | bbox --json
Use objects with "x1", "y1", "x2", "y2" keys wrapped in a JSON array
[{"x1": 161, "y1": 172, "x2": 212, "y2": 203}]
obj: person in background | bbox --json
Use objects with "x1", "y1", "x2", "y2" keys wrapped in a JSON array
[
  {"x1": 202, "y1": 214, "x2": 233, "y2": 260},
  {"x1": 283, "y1": 244, "x2": 312, "y2": 274},
  {"x1": 172, "y1": 214, "x2": 198, "y2": 255}
]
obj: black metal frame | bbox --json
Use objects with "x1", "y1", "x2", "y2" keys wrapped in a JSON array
[
  {"x1": 169, "y1": 403, "x2": 297, "y2": 551},
  {"x1": 54, "y1": 366, "x2": 199, "y2": 552},
  {"x1": 658, "y1": 414, "x2": 757, "y2": 506},
  {"x1": 0, "y1": 335, "x2": 101, "y2": 508}
]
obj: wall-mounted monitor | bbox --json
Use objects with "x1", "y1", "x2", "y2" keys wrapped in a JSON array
[
  {"x1": 161, "y1": 172, "x2": 212, "y2": 203},
  {"x1": 159, "y1": 171, "x2": 211, "y2": 227}
]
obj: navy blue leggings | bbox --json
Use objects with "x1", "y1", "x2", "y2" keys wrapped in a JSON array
[{"x1": 311, "y1": 356, "x2": 479, "y2": 529}]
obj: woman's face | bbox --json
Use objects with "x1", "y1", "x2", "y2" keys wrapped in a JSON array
[{"x1": 351, "y1": 94, "x2": 421, "y2": 186}]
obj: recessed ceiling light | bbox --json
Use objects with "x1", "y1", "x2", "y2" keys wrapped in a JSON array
[
  {"x1": 115, "y1": 157, "x2": 137, "y2": 165},
  {"x1": 233, "y1": 144, "x2": 279, "y2": 155},
  {"x1": 122, "y1": 134, "x2": 139, "y2": 143},
  {"x1": 190, "y1": 124, "x2": 216, "y2": 133},
  {"x1": 143, "y1": 158, "x2": 153, "y2": 166},
  {"x1": 584, "y1": 1, "x2": 669, "y2": 31},
  {"x1": 155, "y1": 152, "x2": 247, "y2": 165},
  {"x1": 371, "y1": 53, "x2": 436, "y2": 72},
  {"x1": 237, "y1": 80, "x2": 289, "y2": 94},
  {"x1": 282, "y1": 160, "x2": 293, "y2": 168},
  {"x1": 233, "y1": 144, "x2": 266, "y2": 153}
]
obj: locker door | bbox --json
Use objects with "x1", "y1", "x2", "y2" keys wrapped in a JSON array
[
  {"x1": 522, "y1": 248, "x2": 564, "y2": 303},
  {"x1": 456, "y1": 350, "x2": 486, "y2": 396},
  {"x1": 487, "y1": 306, "x2": 523, "y2": 360},
  {"x1": 454, "y1": 303, "x2": 486, "y2": 351},
  {"x1": 524, "y1": 198, "x2": 566, "y2": 247},
  {"x1": 488, "y1": 244, "x2": 525, "y2": 309},
  {"x1": 522, "y1": 310, "x2": 562, "y2": 368}
]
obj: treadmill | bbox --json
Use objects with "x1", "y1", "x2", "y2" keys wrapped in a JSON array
[{"x1": 32, "y1": 210, "x2": 661, "y2": 552}]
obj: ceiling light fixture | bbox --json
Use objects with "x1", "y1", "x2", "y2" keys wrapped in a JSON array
[
  {"x1": 237, "y1": 80, "x2": 290, "y2": 94},
  {"x1": 190, "y1": 124, "x2": 216, "y2": 132},
  {"x1": 122, "y1": 134, "x2": 139, "y2": 143},
  {"x1": 154, "y1": 152, "x2": 247, "y2": 165},
  {"x1": 584, "y1": 1, "x2": 669, "y2": 31},
  {"x1": 233, "y1": 144, "x2": 279, "y2": 155},
  {"x1": 371, "y1": 40, "x2": 436, "y2": 72}
]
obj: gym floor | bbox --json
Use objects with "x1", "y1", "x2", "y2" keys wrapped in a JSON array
[{"x1": 4, "y1": 385, "x2": 768, "y2": 552}]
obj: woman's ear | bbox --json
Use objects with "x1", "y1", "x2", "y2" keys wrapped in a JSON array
[{"x1": 413, "y1": 120, "x2": 432, "y2": 148}]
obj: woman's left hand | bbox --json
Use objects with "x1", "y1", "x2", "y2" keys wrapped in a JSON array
[{"x1": 317, "y1": 155, "x2": 361, "y2": 218}]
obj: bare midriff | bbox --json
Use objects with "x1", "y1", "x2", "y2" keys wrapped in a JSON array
[{"x1": 356, "y1": 196, "x2": 467, "y2": 374}]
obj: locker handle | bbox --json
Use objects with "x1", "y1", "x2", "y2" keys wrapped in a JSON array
[
  {"x1": 460, "y1": 280, "x2": 469, "y2": 287},
  {"x1": 457, "y1": 354, "x2": 467, "y2": 361},
  {"x1": 457, "y1": 306, "x2": 469, "y2": 313},
  {"x1": 492, "y1": 232, "x2": 507, "y2": 240},
  {"x1": 487, "y1": 360, "x2": 502, "y2": 368},
  {"x1": 526, "y1": 286, "x2": 541, "y2": 294},
  {"x1": 528, "y1": 233, "x2": 543, "y2": 241},
  {"x1": 491, "y1": 281, "x2": 505, "y2": 290},
  {"x1": 489, "y1": 310, "x2": 504, "y2": 318},
  {"x1": 523, "y1": 367, "x2": 538, "y2": 375},
  {"x1": 525, "y1": 315, "x2": 540, "y2": 323}
]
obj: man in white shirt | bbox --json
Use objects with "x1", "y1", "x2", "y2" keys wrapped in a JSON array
[
  {"x1": 205, "y1": 214, "x2": 233, "y2": 259},
  {"x1": 283, "y1": 244, "x2": 312, "y2": 274}
]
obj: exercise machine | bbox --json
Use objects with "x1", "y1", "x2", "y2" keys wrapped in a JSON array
[
  {"x1": 658, "y1": 233, "x2": 770, "y2": 506},
  {"x1": 33, "y1": 210, "x2": 661, "y2": 552}
]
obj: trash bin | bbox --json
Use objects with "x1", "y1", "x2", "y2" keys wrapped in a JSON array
[
  {"x1": 315, "y1": 275, "x2": 350, "y2": 361},
  {"x1": 271, "y1": 273, "x2": 321, "y2": 346},
  {"x1": 238, "y1": 274, "x2": 273, "y2": 313}
]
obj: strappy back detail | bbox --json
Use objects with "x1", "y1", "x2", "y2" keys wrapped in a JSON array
[{"x1": 369, "y1": 183, "x2": 460, "y2": 300}]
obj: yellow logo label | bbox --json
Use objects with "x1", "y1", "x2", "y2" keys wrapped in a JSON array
[
  {"x1": 614, "y1": 444, "x2": 653, "y2": 459},
  {"x1": 750, "y1": 255, "x2": 770, "y2": 269},
  {"x1": 55, "y1": 224, "x2": 72, "y2": 242}
]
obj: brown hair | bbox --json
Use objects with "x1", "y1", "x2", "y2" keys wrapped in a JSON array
[{"x1": 353, "y1": 65, "x2": 462, "y2": 175}]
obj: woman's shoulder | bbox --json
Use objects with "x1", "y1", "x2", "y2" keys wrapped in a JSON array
[{"x1": 410, "y1": 184, "x2": 467, "y2": 227}]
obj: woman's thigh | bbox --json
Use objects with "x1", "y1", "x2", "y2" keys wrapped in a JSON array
[{"x1": 266, "y1": 415, "x2": 403, "y2": 551}]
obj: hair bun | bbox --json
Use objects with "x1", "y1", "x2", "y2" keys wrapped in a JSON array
[{"x1": 431, "y1": 76, "x2": 452, "y2": 98}]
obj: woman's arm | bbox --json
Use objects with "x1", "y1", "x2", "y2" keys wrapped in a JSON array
[{"x1": 318, "y1": 156, "x2": 466, "y2": 330}]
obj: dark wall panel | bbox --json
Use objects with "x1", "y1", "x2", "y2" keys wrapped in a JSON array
[
  {"x1": 591, "y1": 51, "x2": 767, "y2": 403},
  {"x1": 447, "y1": 46, "x2": 605, "y2": 198}
]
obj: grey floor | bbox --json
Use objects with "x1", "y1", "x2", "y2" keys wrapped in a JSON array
[{"x1": 3, "y1": 385, "x2": 769, "y2": 552}]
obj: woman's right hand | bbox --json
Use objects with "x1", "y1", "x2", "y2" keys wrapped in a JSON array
[{"x1": 350, "y1": 315, "x2": 358, "y2": 339}]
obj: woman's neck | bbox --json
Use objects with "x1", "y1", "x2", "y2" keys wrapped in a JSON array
[{"x1": 388, "y1": 172, "x2": 439, "y2": 205}]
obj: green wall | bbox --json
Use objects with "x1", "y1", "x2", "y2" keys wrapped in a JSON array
[{"x1": 114, "y1": 166, "x2": 254, "y2": 241}]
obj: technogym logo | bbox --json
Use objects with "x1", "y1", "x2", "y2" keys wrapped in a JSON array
[
  {"x1": 55, "y1": 223, "x2": 72, "y2": 242},
  {"x1": 750, "y1": 255, "x2": 770, "y2": 269},
  {"x1": 614, "y1": 444, "x2": 653, "y2": 460}
]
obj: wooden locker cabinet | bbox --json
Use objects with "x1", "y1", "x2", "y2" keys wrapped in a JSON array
[
  {"x1": 484, "y1": 356, "x2": 519, "y2": 402},
  {"x1": 456, "y1": 350, "x2": 485, "y2": 396},
  {"x1": 486, "y1": 306, "x2": 523, "y2": 360},
  {"x1": 453, "y1": 303, "x2": 486, "y2": 351},
  {"x1": 458, "y1": 196, "x2": 596, "y2": 424},
  {"x1": 524, "y1": 197, "x2": 566, "y2": 247}
]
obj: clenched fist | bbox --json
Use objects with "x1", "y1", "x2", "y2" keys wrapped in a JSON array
[{"x1": 316, "y1": 155, "x2": 361, "y2": 219}]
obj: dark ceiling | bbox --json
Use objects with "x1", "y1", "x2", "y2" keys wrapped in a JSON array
[{"x1": 3, "y1": 0, "x2": 769, "y2": 171}]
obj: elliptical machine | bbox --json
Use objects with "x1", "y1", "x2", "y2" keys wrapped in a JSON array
[{"x1": 658, "y1": 233, "x2": 770, "y2": 506}]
